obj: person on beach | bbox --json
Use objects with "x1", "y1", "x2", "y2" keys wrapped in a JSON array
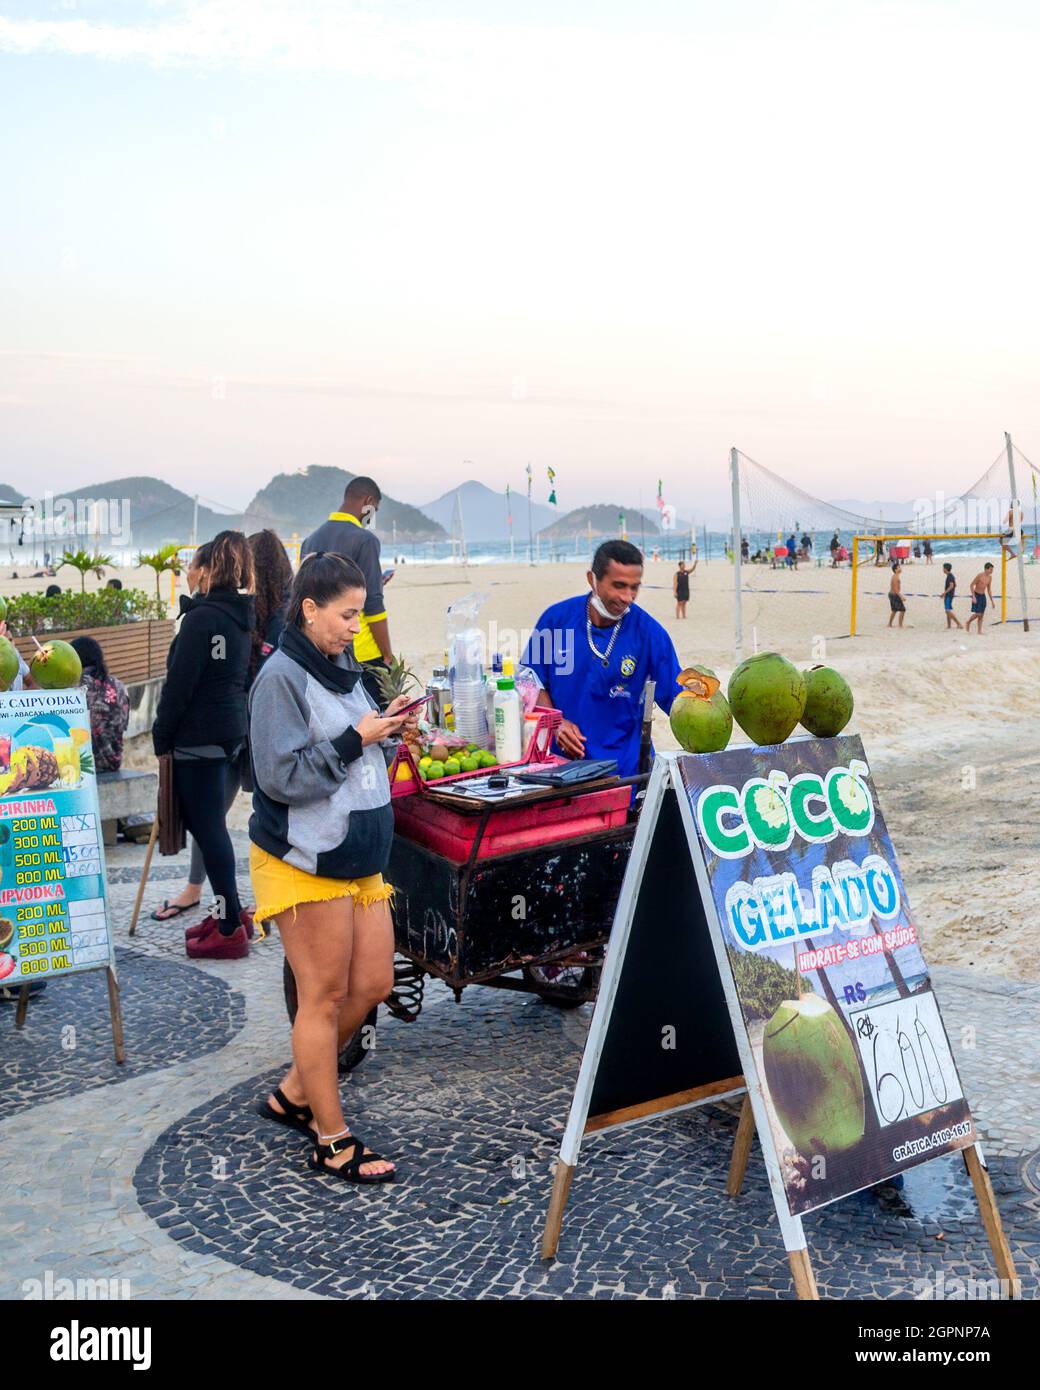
[
  {"x1": 522, "y1": 539, "x2": 681, "y2": 777},
  {"x1": 152, "y1": 531, "x2": 255, "y2": 959},
  {"x1": 923, "y1": 538, "x2": 933, "y2": 565},
  {"x1": 966, "y1": 562, "x2": 995, "y2": 635},
  {"x1": 249, "y1": 553, "x2": 417, "y2": 1184},
  {"x1": 152, "y1": 531, "x2": 292, "y2": 923},
  {"x1": 1001, "y1": 504, "x2": 1022, "y2": 560},
  {"x1": 887, "y1": 562, "x2": 906, "y2": 628},
  {"x1": 70, "y1": 636, "x2": 130, "y2": 772},
  {"x1": 673, "y1": 560, "x2": 690, "y2": 618},
  {"x1": 829, "y1": 530, "x2": 840, "y2": 565},
  {"x1": 785, "y1": 534, "x2": 797, "y2": 569},
  {"x1": 302, "y1": 476, "x2": 393, "y2": 709},
  {"x1": 941, "y1": 563, "x2": 962, "y2": 630}
]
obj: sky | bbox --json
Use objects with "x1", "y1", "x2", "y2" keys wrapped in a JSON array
[{"x1": 2, "y1": 0, "x2": 1039, "y2": 521}]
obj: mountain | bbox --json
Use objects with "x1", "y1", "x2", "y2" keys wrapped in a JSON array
[
  {"x1": 420, "y1": 479, "x2": 556, "y2": 540},
  {"x1": 538, "y1": 504, "x2": 661, "y2": 542},
  {"x1": 0, "y1": 477, "x2": 243, "y2": 550},
  {"x1": 245, "y1": 466, "x2": 445, "y2": 542}
]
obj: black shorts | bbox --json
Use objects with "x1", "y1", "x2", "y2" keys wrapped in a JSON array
[{"x1": 889, "y1": 593, "x2": 905, "y2": 612}]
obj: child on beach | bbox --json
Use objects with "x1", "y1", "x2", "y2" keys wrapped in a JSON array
[
  {"x1": 941, "y1": 563, "x2": 962, "y2": 629},
  {"x1": 887, "y1": 563, "x2": 906, "y2": 628}
]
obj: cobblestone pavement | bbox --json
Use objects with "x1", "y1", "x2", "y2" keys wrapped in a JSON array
[{"x1": 3, "y1": 828, "x2": 1039, "y2": 1300}]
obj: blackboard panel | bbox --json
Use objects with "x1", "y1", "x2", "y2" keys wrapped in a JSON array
[{"x1": 588, "y1": 786, "x2": 742, "y2": 1120}]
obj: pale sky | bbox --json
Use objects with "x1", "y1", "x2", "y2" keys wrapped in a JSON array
[{"x1": 2, "y1": 0, "x2": 1039, "y2": 519}]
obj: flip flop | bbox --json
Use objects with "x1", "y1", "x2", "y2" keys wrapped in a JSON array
[{"x1": 150, "y1": 899, "x2": 201, "y2": 922}]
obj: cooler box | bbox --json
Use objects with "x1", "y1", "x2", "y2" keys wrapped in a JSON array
[{"x1": 392, "y1": 783, "x2": 630, "y2": 863}]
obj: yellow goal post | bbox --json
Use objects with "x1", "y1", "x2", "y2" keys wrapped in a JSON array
[{"x1": 850, "y1": 534, "x2": 1008, "y2": 635}]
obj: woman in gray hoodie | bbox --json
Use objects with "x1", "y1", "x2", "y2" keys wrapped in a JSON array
[{"x1": 249, "y1": 553, "x2": 417, "y2": 1183}]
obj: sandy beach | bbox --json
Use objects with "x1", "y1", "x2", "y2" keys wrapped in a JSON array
[{"x1": 9, "y1": 552, "x2": 1038, "y2": 980}]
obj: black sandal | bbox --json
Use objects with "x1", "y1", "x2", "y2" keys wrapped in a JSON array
[
  {"x1": 256, "y1": 1086, "x2": 314, "y2": 1137},
  {"x1": 309, "y1": 1132, "x2": 396, "y2": 1185}
]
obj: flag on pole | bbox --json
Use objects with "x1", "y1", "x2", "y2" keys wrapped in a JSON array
[
  {"x1": 656, "y1": 478, "x2": 664, "y2": 510},
  {"x1": 547, "y1": 466, "x2": 557, "y2": 507}
]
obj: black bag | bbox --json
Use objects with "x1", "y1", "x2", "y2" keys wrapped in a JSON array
[{"x1": 157, "y1": 752, "x2": 186, "y2": 855}]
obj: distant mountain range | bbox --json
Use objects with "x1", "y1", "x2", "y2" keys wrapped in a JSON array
[{"x1": 0, "y1": 467, "x2": 695, "y2": 552}]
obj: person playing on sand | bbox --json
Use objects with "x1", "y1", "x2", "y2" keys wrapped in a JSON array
[
  {"x1": 923, "y1": 538, "x2": 933, "y2": 565},
  {"x1": 1000, "y1": 503, "x2": 1022, "y2": 560},
  {"x1": 673, "y1": 559, "x2": 690, "y2": 618},
  {"x1": 966, "y1": 562, "x2": 994, "y2": 635},
  {"x1": 941, "y1": 562, "x2": 962, "y2": 630},
  {"x1": 887, "y1": 562, "x2": 906, "y2": 628}
]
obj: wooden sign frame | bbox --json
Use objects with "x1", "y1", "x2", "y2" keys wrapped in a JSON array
[{"x1": 541, "y1": 752, "x2": 1016, "y2": 1300}]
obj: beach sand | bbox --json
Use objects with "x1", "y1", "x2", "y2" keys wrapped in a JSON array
[{"x1": 9, "y1": 554, "x2": 1037, "y2": 979}]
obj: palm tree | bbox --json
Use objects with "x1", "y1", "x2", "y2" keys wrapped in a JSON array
[
  {"x1": 59, "y1": 547, "x2": 114, "y2": 593},
  {"x1": 136, "y1": 543, "x2": 182, "y2": 602}
]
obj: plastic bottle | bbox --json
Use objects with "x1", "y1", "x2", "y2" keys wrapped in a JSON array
[
  {"x1": 485, "y1": 652, "x2": 503, "y2": 748},
  {"x1": 493, "y1": 658, "x2": 523, "y2": 764}
]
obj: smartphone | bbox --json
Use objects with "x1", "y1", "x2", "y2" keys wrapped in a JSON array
[
  {"x1": 387, "y1": 693, "x2": 429, "y2": 718},
  {"x1": 382, "y1": 568, "x2": 396, "y2": 584}
]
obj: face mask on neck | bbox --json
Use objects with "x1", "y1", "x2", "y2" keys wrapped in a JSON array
[{"x1": 589, "y1": 590, "x2": 621, "y2": 622}]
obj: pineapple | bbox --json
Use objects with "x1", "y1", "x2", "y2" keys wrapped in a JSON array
[{"x1": 375, "y1": 655, "x2": 424, "y2": 760}]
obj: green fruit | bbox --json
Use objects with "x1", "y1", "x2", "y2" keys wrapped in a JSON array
[
  {"x1": 0, "y1": 636, "x2": 20, "y2": 692},
  {"x1": 479, "y1": 751, "x2": 498, "y2": 768},
  {"x1": 762, "y1": 994, "x2": 865, "y2": 1156},
  {"x1": 727, "y1": 652, "x2": 806, "y2": 746},
  {"x1": 669, "y1": 691, "x2": 732, "y2": 754},
  {"x1": 29, "y1": 639, "x2": 82, "y2": 691},
  {"x1": 418, "y1": 765, "x2": 429, "y2": 780},
  {"x1": 0, "y1": 595, "x2": 7, "y2": 622},
  {"x1": 459, "y1": 755, "x2": 480, "y2": 773},
  {"x1": 443, "y1": 757, "x2": 461, "y2": 776},
  {"x1": 428, "y1": 760, "x2": 447, "y2": 779},
  {"x1": 800, "y1": 665, "x2": 854, "y2": 738}
]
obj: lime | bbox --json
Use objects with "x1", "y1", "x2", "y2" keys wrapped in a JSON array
[
  {"x1": 479, "y1": 751, "x2": 498, "y2": 768},
  {"x1": 418, "y1": 765, "x2": 429, "y2": 781},
  {"x1": 428, "y1": 760, "x2": 446, "y2": 779},
  {"x1": 460, "y1": 755, "x2": 480, "y2": 773},
  {"x1": 443, "y1": 757, "x2": 461, "y2": 776},
  {"x1": 419, "y1": 755, "x2": 433, "y2": 769}
]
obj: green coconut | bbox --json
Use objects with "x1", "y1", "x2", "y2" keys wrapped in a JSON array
[
  {"x1": 801, "y1": 665, "x2": 854, "y2": 738},
  {"x1": 29, "y1": 639, "x2": 82, "y2": 690},
  {"x1": 762, "y1": 993, "x2": 866, "y2": 1156},
  {"x1": 0, "y1": 636, "x2": 19, "y2": 692},
  {"x1": 727, "y1": 651, "x2": 806, "y2": 746},
  {"x1": 670, "y1": 690, "x2": 733, "y2": 754}
]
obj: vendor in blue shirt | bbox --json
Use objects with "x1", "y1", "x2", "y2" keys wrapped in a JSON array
[{"x1": 522, "y1": 539, "x2": 682, "y2": 778}]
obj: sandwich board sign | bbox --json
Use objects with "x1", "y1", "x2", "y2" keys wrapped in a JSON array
[
  {"x1": 541, "y1": 741, "x2": 1015, "y2": 1299},
  {"x1": 0, "y1": 688, "x2": 125, "y2": 1061}
]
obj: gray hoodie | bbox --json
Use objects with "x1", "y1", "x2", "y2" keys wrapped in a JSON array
[{"x1": 248, "y1": 623, "x2": 393, "y2": 879}]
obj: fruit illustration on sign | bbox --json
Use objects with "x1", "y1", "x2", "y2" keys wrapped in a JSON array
[
  {"x1": 727, "y1": 652, "x2": 807, "y2": 746},
  {"x1": 29, "y1": 640, "x2": 83, "y2": 690},
  {"x1": 762, "y1": 993, "x2": 866, "y2": 1155},
  {"x1": 669, "y1": 666, "x2": 733, "y2": 754},
  {"x1": 742, "y1": 778, "x2": 792, "y2": 848},
  {"x1": 800, "y1": 666, "x2": 854, "y2": 738}
]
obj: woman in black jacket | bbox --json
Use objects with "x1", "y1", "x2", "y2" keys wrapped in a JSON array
[{"x1": 152, "y1": 530, "x2": 256, "y2": 960}]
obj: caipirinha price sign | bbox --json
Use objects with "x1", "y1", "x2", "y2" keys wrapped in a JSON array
[
  {"x1": 678, "y1": 735, "x2": 975, "y2": 1215},
  {"x1": 0, "y1": 689, "x2": 114, "y2": 987}
]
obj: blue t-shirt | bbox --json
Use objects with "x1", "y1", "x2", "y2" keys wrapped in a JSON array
[{"x1": 522, "y1": 595, "x2": 681, "y2": 778}]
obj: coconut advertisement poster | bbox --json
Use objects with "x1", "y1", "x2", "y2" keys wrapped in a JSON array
[
  {"x1": 678, "y1": 735, "x2": 976, "y2": 1216},
  {"x1": 0, "y1": 688, "x2": 113, "y2": 988}
]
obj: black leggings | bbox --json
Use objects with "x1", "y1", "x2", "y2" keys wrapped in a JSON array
[{"x1": 173, "y1": 756, "x2": 242, "y2": 931}]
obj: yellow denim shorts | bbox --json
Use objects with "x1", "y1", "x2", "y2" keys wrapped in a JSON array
[{"x1": 250, "y1": 844, "x2": 393, "y2": 926}]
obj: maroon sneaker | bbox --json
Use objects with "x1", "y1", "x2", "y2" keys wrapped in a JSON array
[
  {"x1": 185, "y1": 919, "x2": 250, "y2": 960},
  {"x1": 186, "y1": 910, "x2": 254, "y2": 943}
]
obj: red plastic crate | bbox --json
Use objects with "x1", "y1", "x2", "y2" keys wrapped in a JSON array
[{"x1": 392, "y1": 784, "x2": 630, "y2": 863}]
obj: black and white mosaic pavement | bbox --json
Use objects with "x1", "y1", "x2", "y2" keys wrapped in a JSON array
[
  {"x1": 1, "y1": 946, "x2": 246, "y2": 1120},
  {"x1": 133, "y1": 986, "x2": 1040, "y2": 1300}
]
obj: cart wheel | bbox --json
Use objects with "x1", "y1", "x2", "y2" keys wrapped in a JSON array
[
  {"x1": 282, "y1": 956, "x2": 376, "y2": 1073},
  {"x1": 522, "y1": 963, "x2": 599, "y2": 1008}
]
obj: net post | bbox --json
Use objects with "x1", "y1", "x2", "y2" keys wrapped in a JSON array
[
  {"x1": 850, "y1": 535, "x2": 860, "y2": 635},
  {"x1": 1006, "y1": 432, "x2": 1030, "y2": 632},
  {"x1": 730, "y1": 447, "x2": 743, "y2": 659},
  {"x1": 1002, "y1": 545, "x2": 1007, "y2": 625}
]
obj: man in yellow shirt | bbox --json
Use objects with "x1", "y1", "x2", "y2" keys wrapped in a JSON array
[{"x1": 302, "y1": 476, "x2": 393, "y2": 705}]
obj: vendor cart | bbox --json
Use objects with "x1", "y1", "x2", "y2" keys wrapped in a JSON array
[{"x1": 283, "y1": 773, "x2": 645, "y2": 1070}]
